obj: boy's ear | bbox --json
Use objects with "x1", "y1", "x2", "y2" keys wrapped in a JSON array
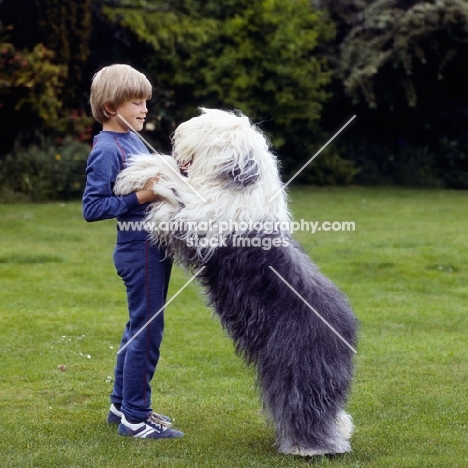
[{"x1": 103, "y1": 103, "x2": 116, "y2": 116}]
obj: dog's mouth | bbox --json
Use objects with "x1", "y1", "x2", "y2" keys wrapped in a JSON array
[
  {"x1": 180, "y1": 159, "x2": 191, "y2": 170},
  {"x1": 178, "y1": 156, "x2": 193, "y2": 175}
]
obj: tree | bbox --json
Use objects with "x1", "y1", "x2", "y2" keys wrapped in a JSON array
[
  {"x1": 102, "y1": 0, "x2": 335, "y2": 170},
  {"x1": 311, "y1": 0, "x2": 468, "y2": 187},
  {"x1": 336, "y1": 0, "x2": 468, "y2": 125},
  {"x1": 0, "y1": 0, "x2": 93, "y2": 153},
  {"x1": 0, "y1": 43, "x2": 66, "y2": 121},
  {"x1": 0, "y1": 25, "x2": 68, "y2": 152},
  {"x1": 0, "y1": 0, "x2": 92, "y2": 108}
]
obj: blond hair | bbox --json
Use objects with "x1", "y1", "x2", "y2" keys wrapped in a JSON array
[{"x1": 90, "y1": 64, "x2": 152, "y2": 123}]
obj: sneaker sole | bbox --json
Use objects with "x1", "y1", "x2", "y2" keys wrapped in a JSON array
[{"x1": 118, "y1": 423, "x2": 184, "y2": 439}]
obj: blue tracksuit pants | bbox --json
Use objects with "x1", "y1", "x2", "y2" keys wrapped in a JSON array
[{"x1": 111, "y1": 240, "x2": 172, "y2": 422}]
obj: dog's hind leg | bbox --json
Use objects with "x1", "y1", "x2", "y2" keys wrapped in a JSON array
[{"x1": 275, "y1": 410, "x2": 353, "y2": 456}]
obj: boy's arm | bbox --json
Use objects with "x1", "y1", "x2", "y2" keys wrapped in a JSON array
[{"x1": 82, "y1": 145, "x2": 140, "y2": 222}]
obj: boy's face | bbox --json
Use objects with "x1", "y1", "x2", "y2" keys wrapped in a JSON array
[{"x1": 109, "y1": 100, "x2": 148, "y2": 132}]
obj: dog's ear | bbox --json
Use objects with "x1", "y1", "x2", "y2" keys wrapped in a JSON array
[{"x1": 218, "y1": 151, "x2": 260, "y2": 189}]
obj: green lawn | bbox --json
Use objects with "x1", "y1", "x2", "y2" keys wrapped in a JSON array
[{"x1": 0, "y1": 187, "x2": 467, "y2": 467}]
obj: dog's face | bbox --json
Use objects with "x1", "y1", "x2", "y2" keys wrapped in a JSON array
[{"x1": 172, "y1": 108, "x2": 270, "y2": 190}]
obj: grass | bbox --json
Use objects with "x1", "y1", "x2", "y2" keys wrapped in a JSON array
[{"x1": 0, "y1": 187, "x2": 467, "y2": 467}]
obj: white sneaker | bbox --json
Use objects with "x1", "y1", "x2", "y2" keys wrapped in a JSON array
[{"x1": 118, "y1": 413, "x2": 184, "y2": 439}]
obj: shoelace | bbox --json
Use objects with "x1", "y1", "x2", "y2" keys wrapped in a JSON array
[{"x1": 149, "y1": 412, "x2": 172, "y2": 428}]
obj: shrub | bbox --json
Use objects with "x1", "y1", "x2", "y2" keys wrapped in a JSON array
[
  {"x1": 284, "y1": 143, "x2": 358, "y2": 186},
  {"x1": 0, "y1": 137, "x2": 90, "y2": 201},
  {"x1": 339, "y1": 136, "x2": 468, "y2": 188},
  {"x1": 434, "y1": 137, "x2": 468, "y2": 189},
  {"x1": 303, "y1": 145, "x2": 359, "y2": 186}
]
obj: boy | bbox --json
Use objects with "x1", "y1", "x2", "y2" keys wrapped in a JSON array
[{"x1": 82, "y1": 64, "x2": 183, "y2": 440}]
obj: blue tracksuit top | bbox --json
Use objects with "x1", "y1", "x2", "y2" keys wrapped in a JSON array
[{"x1": 82, "y1": 130, "x2": 150, "y2": 242}]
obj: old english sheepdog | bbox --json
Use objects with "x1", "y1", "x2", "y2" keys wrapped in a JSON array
[{"x1": 114, "y1": 108, "x2": 358, "y2": 456}]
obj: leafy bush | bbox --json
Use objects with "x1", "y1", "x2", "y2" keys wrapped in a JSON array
[
  {"x1": 279, "y1": 140, "x2": 358, "y2": 186},
  {"x1": 0, "y1": 138, "x2": 90, "y2": 201},
  {"x1": 302, "y1": 145, "x2": 359, "y2": 186},
  {"x1": 395, "y1": 144, "x2": 444, "y2": 188},
  {"x1": 434, "y1": 137, "x2": 468, "y2": 189},
  {"x1": 340, "y1": 136, "x2": 468, "y2": 188}
]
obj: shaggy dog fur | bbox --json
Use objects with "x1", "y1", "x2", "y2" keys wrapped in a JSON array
[{"x1": 114, "y1": 108, "x2": 358, "y2": 456}]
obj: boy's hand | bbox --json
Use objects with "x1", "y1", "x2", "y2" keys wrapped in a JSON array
[{"x1": 136, "y1": 176, "x2": 159, "y2": 204}]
